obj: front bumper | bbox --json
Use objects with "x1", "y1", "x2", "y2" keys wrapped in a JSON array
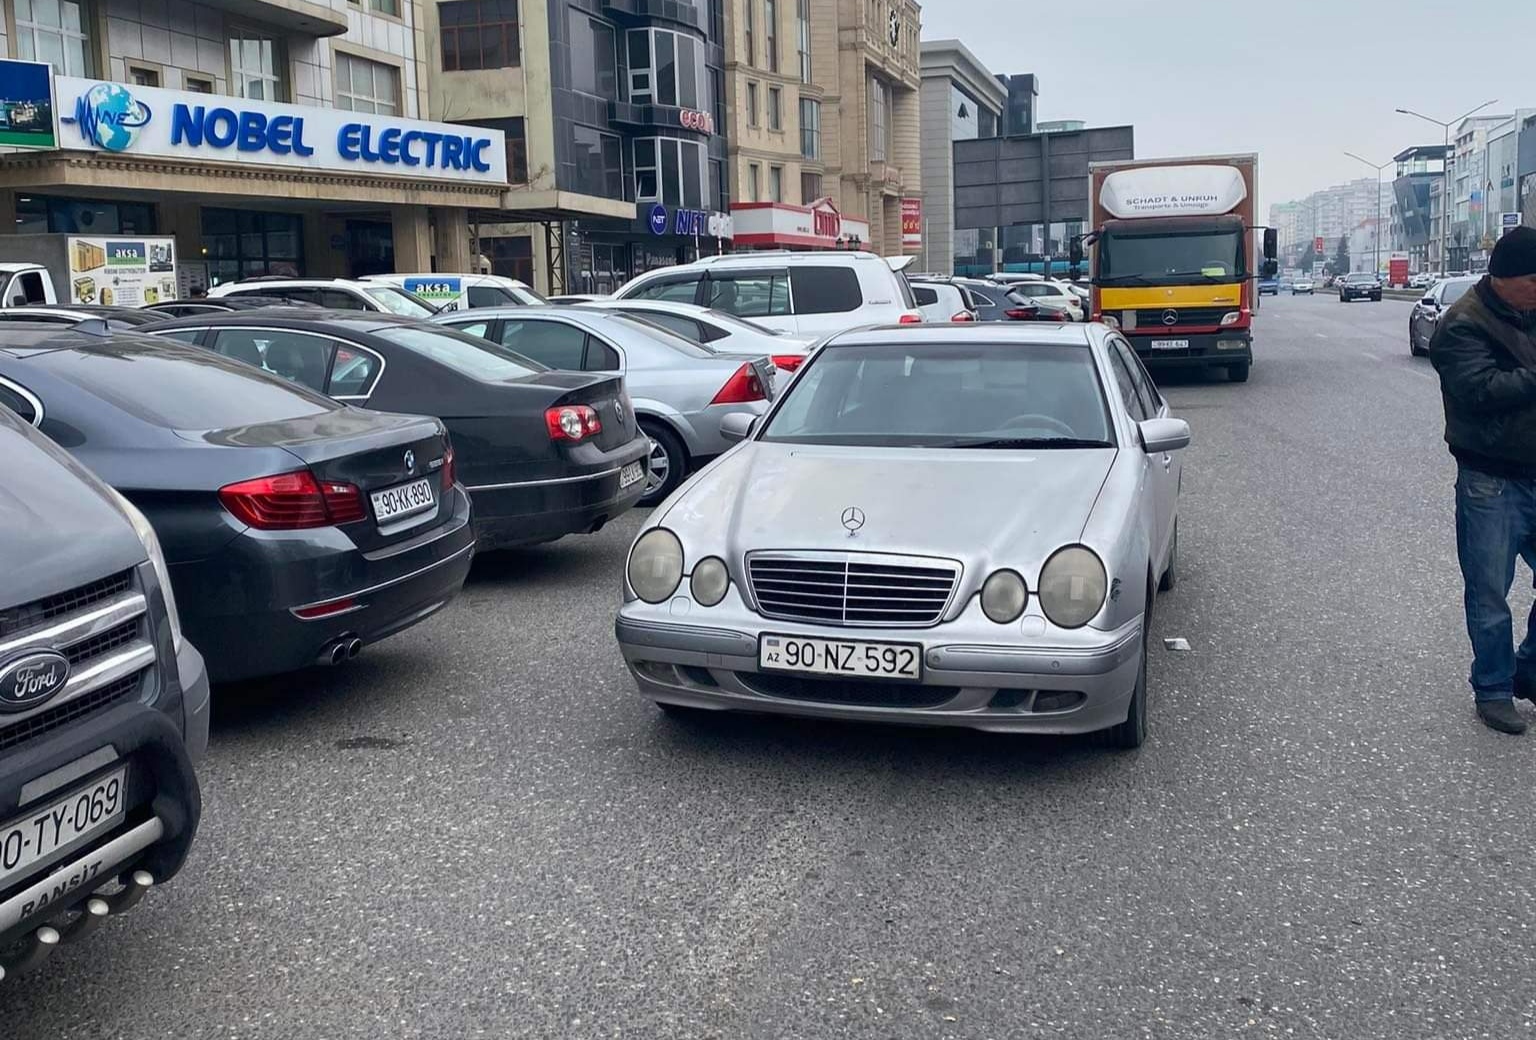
[
  {"x1": 173, "y1": 486, "x2": 476, "y2": 682},
  {"x1": 615, "y1": 594, "x2": 1143, "y2": 735},
  {"x1": 0, "y1": 701, "x2": 201, "y2": 950},
  {"x1": 1127, "y1": 331, "x2": 1251, "y2": 368}
]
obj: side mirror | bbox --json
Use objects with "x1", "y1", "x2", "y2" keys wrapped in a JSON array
[
  {"x1": 719, "y1": 411, "x2": 757, "y2": 442},
  {"x1": 1420, "y1": 296, "x2": 1436, "y2": 307},
  {"x1": 1068, "y1": 235, "x2": 1084, "y2": 265},
  {"x1": 1263, "y1": 227, "x2": 1278, "y2": 260},
  {"x1": 1138, "y1": 417, "x2": 1191, "y2": 455},
  {"x1": 1260, "y1": 259, "x2": 1278, "y2": 279}
]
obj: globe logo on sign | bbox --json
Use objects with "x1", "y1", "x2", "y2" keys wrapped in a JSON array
[
  {"x1": 72, "y1": 83, "x2": 152, "y2": 152},
  {"x1": 648, "y1": 203, "x2": 669, "y2": 237}
]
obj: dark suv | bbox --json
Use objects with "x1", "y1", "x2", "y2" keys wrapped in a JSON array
[
  {"x1": 0, "y1": 405, "x2": 207, "y2": 980},
  {"x1": 1339, "y1": 272, "x2": 1383, "y2": 302}
]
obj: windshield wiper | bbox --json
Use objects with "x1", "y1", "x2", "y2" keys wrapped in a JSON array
[{"x1": 938, "y1": 436, "x2": 1113, "y2": 449}]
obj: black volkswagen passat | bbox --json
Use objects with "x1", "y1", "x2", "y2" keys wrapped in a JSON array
[
  {"x1": 144, "y1": 312, "x2": 650, "y2": 551},
  {"x1": 0, "y1": 327, "x2": 475, "y2": 683}
]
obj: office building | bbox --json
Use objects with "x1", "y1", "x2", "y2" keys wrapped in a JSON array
[{"x1": 917, "y1": 38, "x2": 1004, "y2": 273}]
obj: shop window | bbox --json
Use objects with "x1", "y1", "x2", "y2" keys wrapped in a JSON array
[
  {"x1": 484, "y1": 236, "x2": 533, "y2": 284},
  {"x1": 800, "y1": 98, "x2": 820, "y2": 159},
  {"x1": 18, "y1": 196, "x2": 156, "y2": 235},
  {"x1": 570, "y1": 13, "x2": 617, "y2": 101},
  {"x1": 633, "y1": 137, "x2": 705, "y2": 208},
  {"x1": 767, "y1": 86, "x2": 782, "y2": 131},
  {"x1": 626, "y1": 27, "x2": 704, "y2": 109},
  {"x1": 335, "y1": 53, "x2": 400, "y2": 115},
  {"x1": 230, "y1": 35, "x2": 284, "y2": 102},
  {"x1": 800, "y1": 171, "x2": 821, "y2": 203},
  {"x1": 15, "y1": 0, "x2": 91, "y2": 77},
  {"x1": 440, "y1": 0, "x2": 520, "y2": 72},
  {"x1": 202, "y1": 209, "x2": 303, "y2": 286},
  {"x1": 567, "y1": 126, "x2": 623, "y2": 200}
]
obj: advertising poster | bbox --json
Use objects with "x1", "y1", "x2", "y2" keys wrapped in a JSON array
[
  {"x1": 0, "y1": 59, "x2": 57, "y2": 149},
  {"x1": 67, "y1": 236, "x2": 178, "y2": 306},
  {"x1": 402, "y1": 276, "x2": 465, "y2": 311},
  {"x1": 901, "y1": 198, "x2": 923, "y2": 249}
]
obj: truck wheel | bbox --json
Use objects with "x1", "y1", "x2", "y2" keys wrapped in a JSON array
[{"x1": 1227, "y1": 362, "x2": 1250, "y2": 383}]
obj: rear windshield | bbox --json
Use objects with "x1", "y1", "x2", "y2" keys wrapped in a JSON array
[
  {"x1": 373, "y1": 324, "x2": 546, "y2": 381},
  {"x1": 761, "y1": 342, "x2": 1112, "y2": 448},
  {"x1": 364, "y1": 287, "x2": 437, "y2": 317},
  {"x1": 41, "y1": 339, "x2": 333, "y2": 429},
  {"x1": 608, "y1": 314, "x2": 717, "y2": 358}
]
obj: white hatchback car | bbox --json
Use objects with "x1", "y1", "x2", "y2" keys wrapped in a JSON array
[
  {"x1": 208, "y1": 278, "x2": 437, "y2": 317},
  {"x1": 363, "y1": 272, "x2": 545, "y2": 311},
  {"x1": 612, "y1": 250, "x2": 924, "y2": 335},
  {"x1": 573, "y1": 298, "x2": 817, "y2": 371}
]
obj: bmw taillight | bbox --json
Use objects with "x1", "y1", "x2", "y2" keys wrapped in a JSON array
[
  {"x1": 771, "y1": 354, "x2": 806, "y2": 372},
  {"x1": 545, "y1": 405, "x2": 602, "y2": 442},
  {"x1": 710, "y1": 364, "x2": 766, "y2": 405},
  {"x1": 219, "y1": 470, "x2": 365, "y2": 530},
  {"x1": 440, "y1": 444, "x2": 456, "y2": 492}
]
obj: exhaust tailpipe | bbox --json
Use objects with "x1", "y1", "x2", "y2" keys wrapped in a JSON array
[
  {"x1": 316, "y1": 635, "x2": 362, "y2": 667},
  {"x1": 344, "y1": 637, "x2": 362, "y2": 660}
]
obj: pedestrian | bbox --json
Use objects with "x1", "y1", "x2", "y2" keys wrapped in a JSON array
[{"x1": 1430, "y1": 226, "x2": 1536, "y2": 733}]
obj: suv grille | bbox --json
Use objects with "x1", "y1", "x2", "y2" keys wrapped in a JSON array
[
  {"x1": 63, "y1": 619, "x2": 142, "y2": 667},
  {"x1": 747, "y1": 554, "x2": 959, "y2": 627},
  {"x1": 0, "y1": 571, "x2": 134, "y2": 640},
  {"x1": 0, "y1": 673, "x2": 143, "y2": 754},
  {"x1": 1132, "y1": 307, "x2": 1230, "y2": 327}
]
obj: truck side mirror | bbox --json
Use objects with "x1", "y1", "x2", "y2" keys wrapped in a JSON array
[
  {"x1": 1069, "y1": 236, "x2": 1084, "y2": 266},
  {"x1": 1263, "y1": 228, "x2": 1278, "y2": 260}
]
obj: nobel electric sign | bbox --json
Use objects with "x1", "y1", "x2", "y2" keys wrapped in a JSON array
[{"x1": 57, "y1": 77, "x2": 507, "y2": 185}]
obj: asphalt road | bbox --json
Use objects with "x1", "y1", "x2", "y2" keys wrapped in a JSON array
[{"x1": 8, "y1": 293, "x2": 1536, "y2": 1040}]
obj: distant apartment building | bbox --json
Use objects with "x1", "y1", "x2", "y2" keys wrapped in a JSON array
[
  {"x1": 725, "y1": 0, "x2": 921, "y2": 255},
  {"x1": 917, "y1": 38, "x2": 1004, "y2": 273}
]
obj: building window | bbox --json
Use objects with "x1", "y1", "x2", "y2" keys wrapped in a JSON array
[
  {"x1": 769, "y1": 165, "x2": 783, "y2": 202},
  {"x1": 439, "y1": 0, "x2": 521, "y2": 72},
  {"x1": 747, "y1": 80, "x2": 759, "y2": 127},
  {"x1": 485, "y1": 236, "x2": 533, "y2": 284},
  {"x1": 16, "y1": 195, "x2": 156, "y2": 236},
  {"x1": 765, "y1": 0, "x2": 777, "y2": 72},
  {"x1": 127, "y1": 65, "x2": 159, "y2": 87},
  {"x1": 334, "y1": 54, "x2": 399, "y2": 115},
  {"x1": 372, "y1": 0, "x2": 399, "y2": 15},
  {"x1": 800, "y1": 171, "x2": 822, "y2": 202},
  {"x1": 767, "y1": 86, "x2": 781, "y2": 131},
  {"x1": 709, "y1": 66, "x2": 725, "y2": 137},
  {"x1": 634, "y1": 137, "x2": 705, "y2": 208},
  {"x1": 869, "y1": 76, "x2": 888, "y2": 162},
  {"x1": 186, "y1": 76, "x2": 214, "y2": 93},
  {"x1": 710, "y1": 159, "x2": 726, "y2": 210},
  {"x1": 461, "y1": 116, "x2": 527, "y2": 182},
  {"x1": 626, "y1": 28, "x2": 703, "y2": 109},
  {"x1": 570, "y1": 13, "x2": 617, "y2": 100},
  {"x1": 749, "y1": 163, "x2": 761, "y2": 202},
  {"x1": 230, "y1": 35, "x2": 283, "y2": 102},
  {"x1": 568, "y1": 125, "x2": 623, "y2": 200},
  {"x1": 203, "y1": 209, "x2": 303, "y2": 285},
  {"x1": 744, "y1": 0, "x2": 755, "y2": 68},
  {"x1": 799, "y1": 97, "x2": 819, "y2": 159},
  {"x1": 796, "y1": 0, "x2": 810, "y2": 82},
  {"x1": 14, "y1": 0, "x2": 91, "y2": 76}
]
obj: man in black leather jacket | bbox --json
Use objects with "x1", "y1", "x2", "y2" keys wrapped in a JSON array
[{"x1": 1430, "y1": 226, "x2": 1536, "y2": 733}]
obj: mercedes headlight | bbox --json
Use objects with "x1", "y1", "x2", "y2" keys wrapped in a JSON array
[
  {"x1": 108, "y1": 488, "x2": 184, "y2": 652},
  {"x1": 628, "y1": 528, "x2": 685, "y2": 603},
  {"x1": 1219, "y1": 311, "x2": 1243, "y2": 326},
  {"x1": 980, "y1": 570, "x2": 1028, "y2": 624},
  {"x1": 1038, "y1": 547, "x2": 1107, "y2": 629},
  {"x1": 690, "y1": 556, "x2": 729, "y2": 607}
]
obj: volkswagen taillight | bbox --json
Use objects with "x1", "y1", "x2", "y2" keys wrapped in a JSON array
[
  {"x1": 545, "y1": 405, "x2": 602, "y2": 442},
  {"x1": 710, "y1": 364, "x2": 766, "y2": 405},
  {"x1": 219, "y1": 470, "x2": 365, "y2": 530}
]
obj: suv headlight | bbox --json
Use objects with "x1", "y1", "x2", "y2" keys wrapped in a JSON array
[
  {"x1": 107, "y1": 488, "x2": 184, "y2": 652},
  {"x1": 1038, "y1": 546, "x2": 1107, "y2": 629},
  {"x1": 628, "y1": 528, "x2": 685, "y2": 603}
]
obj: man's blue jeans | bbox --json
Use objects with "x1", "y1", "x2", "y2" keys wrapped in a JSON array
[{"x1": 1455, "y1": 464, "x2": 1536, "y2": 701}]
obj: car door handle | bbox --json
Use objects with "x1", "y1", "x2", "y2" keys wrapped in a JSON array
[{"x1": 1162, "y1": 453, "x2": 1172, "y2": 470}]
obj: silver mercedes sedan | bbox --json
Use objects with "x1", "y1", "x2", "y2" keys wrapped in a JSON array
[{"x1": 614, "y1": 322, "x2": 1189, "y2": 748}]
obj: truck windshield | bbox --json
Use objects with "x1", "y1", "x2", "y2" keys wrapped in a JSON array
[{"x1": 1098, "y1": 229, "x2": 1245, "y2": 285}]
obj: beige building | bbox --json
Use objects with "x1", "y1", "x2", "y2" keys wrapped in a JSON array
[{"x1": 725, "y1": 0, "x2": 920, "y2": 254}]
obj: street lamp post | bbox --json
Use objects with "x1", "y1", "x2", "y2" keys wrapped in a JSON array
[
  {"x1": 1344, "y1": 151, "x2": 1391, "y2": 277},
  {"x1": 1396, "y1": 99, "x2": 1498, "y2": 276}
]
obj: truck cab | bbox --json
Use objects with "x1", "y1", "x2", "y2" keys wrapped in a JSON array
[
  {"x1": 0, "y1": 264, "x2": 58, "y2": 309},
  {"x1": 0, "y1": 405, "x2": 207, "y2": 980}
]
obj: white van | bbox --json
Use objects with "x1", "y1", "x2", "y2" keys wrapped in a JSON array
[{"x1": 363, "y1": 273, "x2": 545, "y2": 312}]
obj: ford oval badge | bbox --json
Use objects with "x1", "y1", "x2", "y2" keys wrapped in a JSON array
[{"x1": 0, "y1": 650, "x2": 71, "y2": 713}]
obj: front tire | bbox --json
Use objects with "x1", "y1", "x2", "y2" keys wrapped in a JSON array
[
  {"x1": 1410, "y1": 319, "x2": 1424, "y2": 356},
  {"x1": 638, "y1": 422, "x2": 687, "y2": 507},
  {"x1": 1101, "y1": 625, "x2": 1148, "y2": 750}
]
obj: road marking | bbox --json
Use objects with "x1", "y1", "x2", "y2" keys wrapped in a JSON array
[{"x1": 1362, "y1": 351, "x2": 1381, "y2": 361}]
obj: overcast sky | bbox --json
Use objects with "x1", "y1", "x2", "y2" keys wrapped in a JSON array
[{"x1": 921, "y1": 0, "x2": 1536, "y2": 214}]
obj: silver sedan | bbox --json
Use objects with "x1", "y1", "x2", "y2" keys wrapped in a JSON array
[
  {"x1": 615, "y1": 322, "x2": 1189, "y2": 748},
  {"x1": 571, "y1": 298, "x2": 818, "y2": 372},
  {"x1": 434, "y1": 306, "x2": 775, "y2": 504}
]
